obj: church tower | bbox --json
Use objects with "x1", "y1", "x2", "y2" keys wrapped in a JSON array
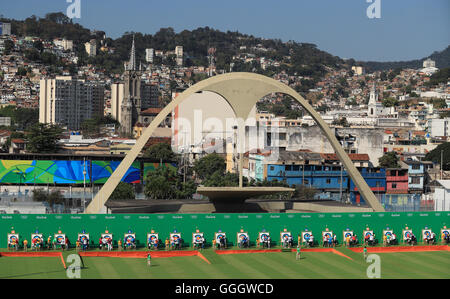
[
  {"x1": 367, "y1": 83, "x2": 378, "y2": 117},
  {"x1": 120, "y1": 35, "x2": 142, "y2": 136}
]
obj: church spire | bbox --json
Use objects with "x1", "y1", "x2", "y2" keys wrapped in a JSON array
[{"x1": 127, "y1": 35, "x2": 136, "y2": 71}]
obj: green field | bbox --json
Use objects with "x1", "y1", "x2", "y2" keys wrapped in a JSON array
[{"x1": 0, "y1": 248, "x2": 449, "y2": 279}]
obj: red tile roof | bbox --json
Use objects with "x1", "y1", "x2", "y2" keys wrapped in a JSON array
[
  {"x1": 140, "y1": 108, "x2": 163, "y2": 115},
  {"x1": 321, "y1": 153, "x2": 370, "y2": 161}
]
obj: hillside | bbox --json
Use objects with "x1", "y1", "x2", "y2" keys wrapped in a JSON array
[
  {"x1": 1, "y1": 12, "x2": 344, "y2": 78},
  {"x1": 359, "y1": 45, "x2": 450, "y2": 72}
]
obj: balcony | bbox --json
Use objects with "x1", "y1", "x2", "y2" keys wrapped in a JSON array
[{"x1": 386, "y1": 175, "x2": 408, "y2": 182}]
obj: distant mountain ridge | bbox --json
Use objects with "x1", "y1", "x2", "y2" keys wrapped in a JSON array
[{"x1": 358, "y1": 45, "x2": 450, "y2": 72}]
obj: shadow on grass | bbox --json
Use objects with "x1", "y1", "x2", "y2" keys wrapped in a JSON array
[{"x1": 0, "y1": 269, "x2": 67, "y2": 279}]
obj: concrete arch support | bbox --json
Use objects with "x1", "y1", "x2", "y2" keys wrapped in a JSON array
[{"x1": 85, "y1": 73, "x2": 384, "y2": 213}]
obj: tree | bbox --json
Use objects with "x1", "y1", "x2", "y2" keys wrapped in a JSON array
[
  {"x1": 332, "y1": 117, "x2": 349, "y2": 127},
  {"x1": 425, "y1": 142, "x2": 450, "y2": 171},
  {"x1": 292, "y1": 185, "x2": 317, "y2": 200},
  {"x1": 379, "y1": 151, "x2": 400, "y2": 168},
  {"x1": 3, "y1": 40, "x2": 14, "y2": 55},
  {"x1": 144, "y1": 167, "x2": 178, "y2": 199},
  {"x1": 109, "y1": 182, "x2": 135, "y2": 200},
  {"x1": 203, "y1": 171, "x2": 248, "y2": 187},
  {"x1": 81, "y1": 115, "x2": 120, "y2": 137},
  {"x1": 382, "y1": 97, "x2": 399, "y2": 107},
  {"x1": 25, "y1": 123, "x2": 63, "y2": 153},
  {"x1": 32, "y1": 189, "x2": 65, "y2": 213},
  {"x1": 193, "y1": 153, "x2": 226, "y2": 180},
  {"x1": 144, "y1": 142, "x2": 176, "y2": 161}
]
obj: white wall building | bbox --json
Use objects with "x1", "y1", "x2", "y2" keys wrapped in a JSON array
[
  {"x1": 145, "y1": 48, "x2": 154, "y2": 63},
  {"x1": 84, "y1": 39, "x2": 97, "y2": 57},
  {"x1": 434, "y1": 180, "x2": 450, "y2": 211},
  {"x1": 429, "y1": 118, "x2": 450, "y2": 138}
]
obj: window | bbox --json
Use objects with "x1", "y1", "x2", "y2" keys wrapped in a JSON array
[
  {"x1": 293, "y1": 165, "x2": 299, "y2": 171},
  {"x1": 270, "y1": 166, "x2": 274, "y2": 171},
  {"x1": 392, "y1": 183, "x2": 397, "y2": 189},
  {"x1": 326, "y1": 178, "x2": 331, "y2": 184},
  {"x1": 412, "y1": 164, "x2": 420, "y2": 170},
  {"x1": 303, "y1": 179, "x2": 309, "y2": 185},
  {"x1": 411, "y1": 177, "x2": 420, "y2": 184}
]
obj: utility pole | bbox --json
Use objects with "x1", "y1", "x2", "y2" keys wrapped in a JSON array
[
  {"x1": 441, "y1": 150, "x2": 443, "y2": 180},
  {"x1": 83, "y1": 157, "x2": 86, "y2": 212},
  {"x1": 340, "y1": 162, "x2": 343, "y2": 202}
]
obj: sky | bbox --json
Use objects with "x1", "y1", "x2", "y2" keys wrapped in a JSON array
[{"x1": 1, "y1": 0, "x2": 449, "y2": 62}]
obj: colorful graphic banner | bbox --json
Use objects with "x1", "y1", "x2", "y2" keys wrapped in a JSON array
[
  {"x1": 0, "y1": 160, "x2": 87, "y2": 184},
  {"x1": 91, "y1": 161, "x2": 140, "y2": 184}
]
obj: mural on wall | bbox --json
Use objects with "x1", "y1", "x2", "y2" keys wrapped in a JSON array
[
  {"x1": 0, "y1": 160, "x2": 88, "y2": 184},
  {"x1": 0, "y1": 160, "x2": 178, "y2": 185},
  {"x1": 91, "y1": 161, "x2": 140, "y2": 184}
]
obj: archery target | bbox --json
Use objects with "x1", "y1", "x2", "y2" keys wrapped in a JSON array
[
  {"x1": 54, "y1": 234, "x2": 65, "y2": 245},
  {"x1": 237, "y1": 232, "x2": 249, "y2": 244},
  {"x1": 363, "y1": 230, "x2": 374, "y2": 239},
  {"x1": 302, "y1": 231, "x2": 313, "y2": 243},
  {"x1": 441, "y1": 229, "x2": 450, "y2": 239},
  {"x1": 343, "y1": 231, "x2": 353, "y2": 241},
  {"x1": 101, "y1": 233, "x2": 113, "y2": 243},
  {"x1": 422, "y1": 229, "x2": 432, "y2": 240},
  {"x1": 78, "y1": 233, "x2": 89, "y2": 243},
  {"x1": 402, "y1": 229, "x2": 413, "y2": 241},
  {"x1": 7, "y1": 234, "x2": 19, "y2": 245},
  {"x1": 170, "y1": 233, "x2": 181, "y2": 242},
  {"x1": 193, "y1": 232, "x2": 204, "y2": 244},
  {"x1": 322, "y1": 231, "x2": 333, "y2": 240},
  {"x1": 259, "y1": 232, "x2": 270, "y2": 242},
  {"x1": 215, "y1": 232, "x2": 226, "y2": 243},
  {"x1": 280, "y1": 232, "x2": 291, "y2": 243},
  {"x1": 383, "y1": 230, "x2": 393, "y2": 238},
  {"x1": 124, "y1": 233, "x2": 136, "y2": 244},
  {"x1": 31, "y1": 234, "x2": 42, "y2": 244},
  {"x1": 147, "y1": 233, "x2": 159, "y2": 244}
]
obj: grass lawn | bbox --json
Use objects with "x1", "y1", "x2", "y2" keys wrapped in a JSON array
[{"x1": 0, "y1": 247, "x2": 448, "y2": 279}]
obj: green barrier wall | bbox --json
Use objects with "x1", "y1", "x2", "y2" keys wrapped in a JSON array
[{"x1": 1, "y1": 211, "x2": 449, "y2": 248}]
